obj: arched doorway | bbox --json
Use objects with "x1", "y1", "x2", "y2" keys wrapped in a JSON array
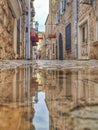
[{"x1": 59, "y1": 33, "x2": 63, "y2": 60}]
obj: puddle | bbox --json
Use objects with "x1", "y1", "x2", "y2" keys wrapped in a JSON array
[
  {"x1": 33, "y1": 92, "x2": 49, "y2": 130},
  {"x1": 0, "y1": 65, "x2": 98, "y2": 130}
]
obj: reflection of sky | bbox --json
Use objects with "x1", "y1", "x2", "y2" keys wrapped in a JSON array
[{"x1": 33, "y1": 92, "x2": 49, "y2": 130}]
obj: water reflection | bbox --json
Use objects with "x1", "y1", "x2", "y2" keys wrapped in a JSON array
[
  {"x1": 45, "y1": 68, "x2": 98, "y2": 130},
  {"x1": 0, "y1": 65, "x2": 98, "y2": 130},
  {"x1": 0, "y1": 65, "x2": 39, "y2": 130},
  {"x1": 33, "y1": 92, "x2": 49, "y2": 130}
]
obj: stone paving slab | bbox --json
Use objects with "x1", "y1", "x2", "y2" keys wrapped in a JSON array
[
  {"x1": 0, "y1": 60, "x2": 36, "y2": 71},
  {"x1": 36, "y1": 60, "x2": 98, "y2": 69},
  {"x1": 0, "y1": 60, "x2": 98, "y2": 71}
]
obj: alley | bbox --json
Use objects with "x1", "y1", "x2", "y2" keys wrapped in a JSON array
[{"x1": 0, "y1": 0, "x2": 98, "y2": 130}]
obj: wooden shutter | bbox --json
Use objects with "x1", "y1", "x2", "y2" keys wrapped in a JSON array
[{"x1": 66, "y1": 23, "x2": 71, "y2": 50}]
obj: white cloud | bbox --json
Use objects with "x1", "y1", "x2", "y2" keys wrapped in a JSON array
[{"x1": 34, "y1": 0, "x2": 49, "y2": 32}]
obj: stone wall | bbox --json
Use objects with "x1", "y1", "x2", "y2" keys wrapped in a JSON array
[
  {"x1": 78, "y1": 1, "x2": 97, "y2": 59},
  {"x1": 54, "y1": 0, "x2": 75, "y2": 60},
  {"x1": 0, "y1": 0, "x2": 15, "y2": 59},
  {"x1": 62, "y1": 0, "x2": 75, "y2": 59},
  {"x1": 52, "y1": 0, "x2": 98, "y2": 60}
]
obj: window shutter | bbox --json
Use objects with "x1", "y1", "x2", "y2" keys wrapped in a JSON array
[
  {"x1": 62, "y1": 0, "x2": 66, "y2": 11},
  {"x1": 66, "y1": 23, "x2": 71, "y2": 50}
]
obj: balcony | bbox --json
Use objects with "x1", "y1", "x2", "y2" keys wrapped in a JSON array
[{"x1": 8, "y1": 0, "x2": 22, "y2": 19}]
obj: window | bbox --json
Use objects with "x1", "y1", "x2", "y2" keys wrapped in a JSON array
[
  {"x1": 81, "y1": 22, "x2": 88, "y2": 43},
  {"x1": 82, "y1": 27, "x2": 85, "y2": 42},
  {"x1": 66, "y1": 23, "x2": 71, "y2": 50},
  {"x1": 26, "y1": 27, "x2": 28, "y2": 32},
  {"x1": 26, "y1": 11, "x2": 28, "y2": 15}
]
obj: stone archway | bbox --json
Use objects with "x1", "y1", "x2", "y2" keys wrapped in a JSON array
[{"x1": 59, "y1": 33, "x2": 63, "y2": 60}]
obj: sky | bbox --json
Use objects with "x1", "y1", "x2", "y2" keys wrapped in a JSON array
[{"x1": 34, "y1": 0, "x2": 49, "y2": 32}]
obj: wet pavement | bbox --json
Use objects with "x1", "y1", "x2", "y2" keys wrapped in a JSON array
[
  {"x1": 0, "y1": 60, "x2": 98, "y2": 130},
  {"x1": 0, "y1": 60, "x2": 98, "y2": 70}
]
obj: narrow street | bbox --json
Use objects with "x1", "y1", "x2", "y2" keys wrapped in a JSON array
[{"x1": 0, "y1": 0, "x2": 98, "y2": 130}]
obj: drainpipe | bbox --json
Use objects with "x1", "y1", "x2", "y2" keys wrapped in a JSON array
[
  {"x1": 25, "y1": 0, "x2": 31, "y2": 59},
  {"x1": 74, "y1": 0, "x2": 78, "y2": 59}
]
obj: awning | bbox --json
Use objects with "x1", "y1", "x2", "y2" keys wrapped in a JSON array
[
  {"x1": 48, "y1": 34, "x2": 56, "y2": 39},
  {"x1": 30, "y1": 28, "x2": 39, "y2": 42},
  {"x1": 8, "y1": 0, "x2": 22, "y2": 19}
]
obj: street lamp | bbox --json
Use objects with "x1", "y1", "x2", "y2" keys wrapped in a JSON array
[{"x1": 34, "y1": 21, "x2": 39, "y2": 32}]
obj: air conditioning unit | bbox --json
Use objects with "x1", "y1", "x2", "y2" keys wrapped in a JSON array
[{"x1": 66, "y1": 0, "x2": 71, "y2": 4}]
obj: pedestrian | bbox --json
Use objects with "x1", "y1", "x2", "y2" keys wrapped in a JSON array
[{"x1": 36, "y1": 54, "x2": 39, "y2": 60}]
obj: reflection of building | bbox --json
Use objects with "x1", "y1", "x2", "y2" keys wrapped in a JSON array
[
  {"x1": 0, "y1": 106, "x2": 34, "y2": 130},
  {"x1": 0, "y1": 65, "x2": 42, "y2": 130},
  {"x1": 0, "y1": 66, "x2": 39, "y2": 107},
  {"x1": 45, "y1": 68, "x2": 98, "y2": 130}
]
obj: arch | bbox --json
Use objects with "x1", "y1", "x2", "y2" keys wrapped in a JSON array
[{"x1": 59, "y1": 33, "x2": 63, "y2": 60}]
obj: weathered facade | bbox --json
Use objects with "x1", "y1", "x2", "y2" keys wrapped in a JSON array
[
  {"x1": 0, "y1": 0, "x2": 15, "y2": 59},
  {"x1": 0, "y1": 0, "x2": 26, "y2": 59},
  {"x1": 45, "y1": 14, "x2": 53, "y2": 60},
  {"x1": 46, "y1": 0, "x2": 76, "y2": 60},
  {"x1": 55, "y1": 0, "x2": 75, "y2": 60},
  {"x1": 46, "y1": 0, "x2": 98, "y2": 60},
  {"x1": 78, "y1": 0, "x2": 98, "y2": 59}
]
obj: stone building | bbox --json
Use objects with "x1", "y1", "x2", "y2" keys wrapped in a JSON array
[
  {"x1": 46, "y1": 0, "x2": 98, "y2": 60},
  {"x1": 25, "y1": 0, "x2": 36, "y2": 60},
  {"x1": 78, "y1": 0, "x2": 98, "y2": 59},
  {"x1": 0, "y1": 0, "x2": 26, "y2": 59},
  {"x1": 45, "y1": 14, "x2": 52, "y2": 60},
  {"x1": 54, "y1": 0, "x2": 76, "y2": 60},
  {"x1": 46, "y1": 0, "x2": 76, "y2": 60},
  {"x1": 45, "y1": 0, "x2": 60, "y2": 60}
]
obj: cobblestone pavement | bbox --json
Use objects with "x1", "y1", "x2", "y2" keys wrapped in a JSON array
[
  {"x1": 0, "y1": 60, "x2": 36, "y2": 71},
  {"x1": 0, "y1": 60, "x2": 98, "y2": 71},
  {"x1": 36, "y1": 60, "x2": 98, "y2": 69}
]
